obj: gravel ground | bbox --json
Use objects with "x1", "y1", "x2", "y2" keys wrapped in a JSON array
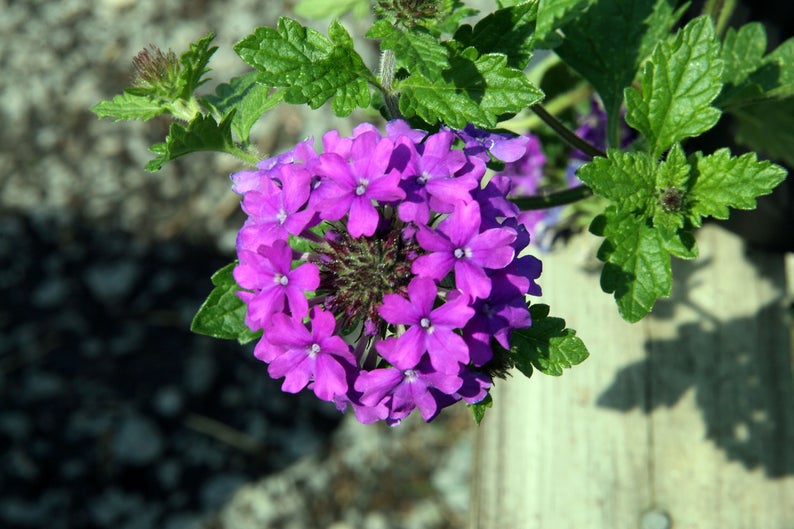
[{"x1": 0, "y1": 1, "x2": 475, "y2": 528}]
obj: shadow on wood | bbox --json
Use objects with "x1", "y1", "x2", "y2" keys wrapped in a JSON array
[{"x1": 471, "y1": 224, "x2": 794, "y2": 529}]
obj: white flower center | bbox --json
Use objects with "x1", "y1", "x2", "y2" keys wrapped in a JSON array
[
  {"x1": 453, "y1": 247, "x2": 471, "y2": 259},
  {"x1": 276, "y1": 208, "x2": 288, "y2": 225},
  {"x1": 274, "y1": 274, "x2": 289, "y2": 286},
  {"x1": 403, "y1": 369, "x2": 417, "y2": 381},
  {"x1": 309, "y1": 343, "x2": 321, "y2": 357},
  {"x1": 355, "y1": 179, "x2": 369, "y2": 196}
]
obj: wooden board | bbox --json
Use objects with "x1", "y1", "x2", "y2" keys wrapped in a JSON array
[{"x1": 471, "y1": 224, "x2": 794, "y2": 529}]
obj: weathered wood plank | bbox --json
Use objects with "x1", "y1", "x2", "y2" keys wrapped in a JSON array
[{"x1": 471, "y1": 224, "x2": 794, "y2": 529}]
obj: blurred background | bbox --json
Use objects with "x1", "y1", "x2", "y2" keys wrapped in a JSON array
[{"x1": 0, "y1": 1, "x2": 474, "y2": 528}]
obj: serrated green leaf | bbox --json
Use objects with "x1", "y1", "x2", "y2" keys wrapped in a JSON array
[
  {"x1": 91, "y1": 91, "x2": 169, "y2": 122},
  {"x1": 294, "y1": 0, "x2": 370, "y2": 20},
  {"x1": 367, "y1": 21, "x2": 450, "y2": 78},
  {"x1": 235, "y1": 17, "x2": 374, "y2": 116},
  {"x1": 576, "y1": 149, "x2": 656, "y2": 210},
  {"x1": 398, "y1": 49, "x2": 543, "y2": 128},
  {"x1": 202, "y1": 73, "x2": 284, "y2": 143},
  {"x1": 688, "y1": 149, "x2": 788, "y2": 223},
  {"x1": 556, "y1": 0, "x2": 681, "y2": 145},
  {"x1": 651, "y1": 143, "x2": 691, "y2": 236},
  {"x1": 432, "y1": 0, "x2": 480, "y2": 35},
  {"x1": 178, "y1": 33, "x2": 217, "y2": 99},
  {"x1": 191, "y1": 262, "x2": 261, "y2": 344},
  {"x1": 591, "y1": 208, "x2": 672, "y2": 322},
  {"x1": 511, "y1": 304, "x2": 589, "y2": 377},
  {"x1": 452, "y1": 1, "x2": 540, "y2": 69},
  {"x1": 720, "y1": 22, "x2": 766, "y2": 87},
  {"x1": 624, "y1": 15, "x2": 723, "y2": 158},
  {"x1": 145, "y1": 112, "x2": 236, "y2": 172},
  {"x1": 468, "y1": 392, "x2": 493, "y2": 425}
]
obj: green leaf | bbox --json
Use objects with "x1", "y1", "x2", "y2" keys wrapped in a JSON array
[
  {"x1": 202, "y1": 73, "x2": 284, "y2": 143},
  {"x1": 468, "y1": 392, "x2": 493, "y2": 425},
  {"x1": 294, "y1": 0, "x2": 370, "y2": 20},
  {"x1": 145, "y1": 112, "x2": 236, "y2": 172},
  {"x1": 575, "y1": 149, "x2": 656, "y2": 211},
  {"x1": 624, "y1": 15, "x2": 724, "y2": 158},
  {"x1": 398, "y1": 48, "x2": 543, "y2": 128},
  {"x1": 191, "y1": 262, "x2": 261, "y2": 344},
  {"x1": 511, "y1": 304, "x2": 589, "y2": 377},
  {"x1": 432, "y1": 0, "x2": 480, "y2": 35},
  {"x1": 178, "y1": 32, "x2": 218, "y2": 99},
  {"x1": 591, "y1": 208, "x2": 672, "y2": 322},
  {"x1": 731, "y1": 98, "x2": 794, "y2": 167},
  {"x1": 720, "y1": 22, "x2": 767, "y2": 87},
  {"x1": 534, "y1": 0, "x2": 593, "y2": 48},
  {"x1": 452, "y1": 0, "x2": 540, "y2": 69},
  {"x1": 235, "y1": 17, "x2": 374, "y2": 116},
  {"x1": 556, "y1": 0, "x2": 682, "y2": 145},
  {"x1": 688, "y1": 149, "x2": 788, "y2": 223},
  {"x1": 91, "y1": 91, "x2": 169, "y2": 122},
  {"x1": 367, "y1": 20, "x2": 450, "y2": 78}
]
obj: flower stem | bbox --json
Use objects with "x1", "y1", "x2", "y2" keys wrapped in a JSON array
[
  {"x1": 500, "y1": 83, "x2": 591, "y2": 133},
  {"x1": 530, "y1": 103, "x2": 606, "y2": 159},
  {"x1": 702, "y1": 0, "x2": 737, "y2": 38},
  {"x1": 510, "y1": 184, "x2": 593, "y2": 211}
]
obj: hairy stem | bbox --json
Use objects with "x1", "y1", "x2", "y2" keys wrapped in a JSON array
[{"x1": 379, "y1": 49, "x2": 401, "y2": 120}]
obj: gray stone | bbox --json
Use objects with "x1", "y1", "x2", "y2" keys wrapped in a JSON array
[{"x1": 112, "y1": 414, "x2": 164, "y2": 465}]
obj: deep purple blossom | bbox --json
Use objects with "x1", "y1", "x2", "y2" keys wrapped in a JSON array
[
  {"x1": 234, "y1": 239, "x2": 320, "y2": 327},
  {"x1": 259, "y1": 307, "x2": 356, "y2": 401},
  {"x1": 231, "y1": 137, "x2": 317, "y2": 195},
  {"x1": 313, "y1": 130, "x2": 406, "y2": 237},
  {"x1": 376, "y1": 277, "x2": 473, "y2": 373},
  {"x1": 456, "y1": 124, "x2": 531, "y2": 163},
  {"x1": 412, "y1": 201, "x2": 516, "y2": 299}
]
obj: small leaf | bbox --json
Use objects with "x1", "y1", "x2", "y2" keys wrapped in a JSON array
[
  {"x1": 468, "y1": 392, "x2": 493, "y2": 425},
  {"x1": 591, "y1": 208, "x2": 672, "y2": 322},
  {"x1": 575, "y1": 149, "x2": 656, "y2": 211},
  {"x1": 510, "y1": 304, "x2": 589, "y2": 377},
  {"x1": 624, "y1": 15, "x2": 724, "y2": 158},
  {"x1": 235, "y1": 17, "x2": 374, "y2": 116},
  {"x1": 145, "y1": 112, "x2": 236, "y2": 172},
  {"x1": 367, "y1": 20, "x2": 450, "y2": 78},
  {"x1": 534, "y1": 0, "x2": 592, "y2": 48},
  {"x1": 202, "y1": 73, "x2": 284, "y2": 143},
  {"x1": 191, "y1": 262, "x2": 261, "y2": 344},
  {"x1": 91, "y1": 92, "x2": 169, "y2": 122},
  {"x1": 688, "y1": 149, "x2": 788, "y2": 223},
  {"x1": 452, "y1": 0, "x2": 540, "y2": 69},
  {"x1": 731, "y1": 98, "x2": 794, "y2": 167},
  {"x1": 178, "y1": 32, "x2": 218, "y2": 99}
]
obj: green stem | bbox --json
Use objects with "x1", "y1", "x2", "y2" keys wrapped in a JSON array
[
  {"x1": 530, "y1": 103, "x2": 606, "y2": 159},
  {"x1": 227, "y1": 145, "x2": 260, "y2": 166},
  {"x1": 510, "y1": 185, "x2": 593, "y2": 210},
  {"x1": 501, "y1": 83, "x2": 592, "y2": 133},
  {"x1": 702, "y1": 0, "x2": 737, "y2": 38}
]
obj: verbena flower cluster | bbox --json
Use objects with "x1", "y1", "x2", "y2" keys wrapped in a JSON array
[{"x1": 231, "y1": 120, "x2": 542, "y2": 425}]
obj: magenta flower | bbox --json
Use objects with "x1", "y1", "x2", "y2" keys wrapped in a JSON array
[
  {"x1": 412, "y1": 201, "x2": 517, "y2": 299},
  {"x1": 234, "y1": 239, "x2": 320, "y2": 327},
  {"x1": 260, "y1": 308, "x2": 356, "y2": 401},
  {"x1": 313, "y1": 130, "x2": 406, "y2": 237},
  {"x1": 354, "y1": 356, "x2": 464, "y2": 423},
  {"x1": 376, "y1": 277, "x2": 474, "y2": 372},
  {"x1": 455, "y1": 124, "x2": 531, "y2": 163},
  {"x1": 231, "y1": 137, "x2": 317, "y2": 195},
  {"x1": 236, "y1": 165, "x2": 316, "y2": 250}
]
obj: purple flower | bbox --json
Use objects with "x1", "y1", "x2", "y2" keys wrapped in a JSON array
[
  {"x1": 498, "y1": 133, "x2": 546, "y2": 197},
  {"x1": 456, "y1": 124, "x2": 531, "y2": 163},
  {"x1": 234, "y1": 239, "x2": 320, "y2": 327},
  {"x1": 236, "y1": 165, "x2": 316, "y2": 250},
  {"x1": 231, "y1": 137, "x2": 317, "y2": 195},
  {"x1": 313, "y1": 131, "x2": 406, "y2": 237},
  {"x1": 412, "y1": 201, "x2": 516, "y2": 299},
  {"x1": 354, "y1": 356, "x2": 464, "y2": 423},
  {"x1": 397, "y1": 130, "x2": 480, "y2": 225},
  {"x1": 377, "y1": 277, "x2": 473, "y2": 372},
  {"x1": 260, "y1": 307, "x2": 356, "y2": 401}
]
